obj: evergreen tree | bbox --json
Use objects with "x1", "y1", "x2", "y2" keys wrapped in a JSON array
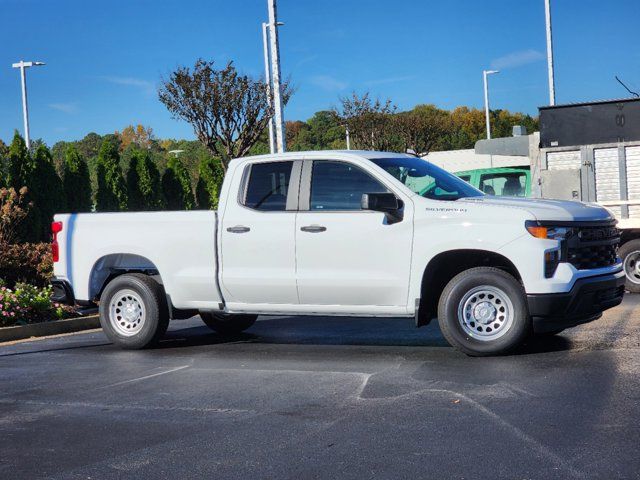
[
  {"x1": 195, "y1": 156, "x2": 224, "y2": 209},
  {"x1": 62, "y1": 145, "x2": 92, "y2": 213},
  {"x1": 162, "y1": 157, "x2": 194, "y2": 210},
  {"x1": 31, "y1": 145, "x2": 66, "y2": 241},
  {"x1": 127, "y1": 150, "x2": 163, "y2": 211},
  {"x1": 7, "y1": 131, "x2": 33, "y2": 190},
  {"x1": 95, "y1": 137, "x2": 127, "y2": 211}
]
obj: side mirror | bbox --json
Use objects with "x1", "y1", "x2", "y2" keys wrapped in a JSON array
[{"x1": 361, "y1": 192, "x2": 404, "y2": 223}]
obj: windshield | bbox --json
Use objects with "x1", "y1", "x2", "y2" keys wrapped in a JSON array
[{"x1": 369, "y1": 156, "x2": 484, "y2": 201}]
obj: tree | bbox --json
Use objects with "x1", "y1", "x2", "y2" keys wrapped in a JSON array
[
  {"x1": 127, "y1": 149, "x2": 163, "y2": 211},
  {"x1": 7, "y1": 131, "x2": 33, "y2": 191},
  {"x1": 162, "y1": 157, "x2": 194, "y2": 210},
  {"x1": 196, "y1": 156, "x2": 224, "y2": 209},
  {"x1": 62, "y1": 145, "x2": 92, "y2": 213},
  {"x1": 96, "y1": 136, "x2": 127, "y2": 212},
  {"x1": 116, "y1": 124, "x2": 155, "y2": 151},
  {"x1": 394, "y1": 105, "x2": 450, "y2": 155},
  {"x1": 158, "y1": 59, "x2": 293, "y2": 171},
  {"x1": 0, "y1": 139, "x2": 8, "y2": 187},
  {"x1": 334, "y1": 92, "x2": 398, "y2": 151},
  {"x1": 30, "y1": 145, "x2": 66, "y2": 240}
]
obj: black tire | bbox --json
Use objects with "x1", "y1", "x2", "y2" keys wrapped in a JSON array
[
  {"x1": 618, "y1": 239, "x2": 640, "y2": 293},
  {"x1": 200, "y1": 312, "x2": 257, "y2": 334},
  {"x1": 99, "y1": 273, "x2": 169, "y2": 349},
  {"x1": 437, "y1": 267, "x2": 531, "y2": 356}
]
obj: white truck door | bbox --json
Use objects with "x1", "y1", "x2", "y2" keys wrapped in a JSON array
[
  {"x1": 295, "y1": 160, "x2": 413, "y2": 313},
  {"x1": 220, "y1": 160, "x2": 301, "y2": 307}
]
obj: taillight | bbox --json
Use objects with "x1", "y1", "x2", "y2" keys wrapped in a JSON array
[{"x1": 52, "y1": 221, "x2": 63, "y2": 262}]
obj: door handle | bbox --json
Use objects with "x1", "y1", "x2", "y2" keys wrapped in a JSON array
[
  {"x1": 300, "y1": 225, "x2": 327, "y2": 233},
  {"x1": 227, "y1": 225, "x2": 250, "y2": 233}
]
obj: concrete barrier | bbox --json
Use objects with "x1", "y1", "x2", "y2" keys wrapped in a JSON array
[{"x1": 0, "y1": 315, "x2": 100, "y2": 343}]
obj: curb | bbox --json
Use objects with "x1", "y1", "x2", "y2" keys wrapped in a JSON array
[{"x1": 0, "y1": 315, "x2": 101, "y2": 343}]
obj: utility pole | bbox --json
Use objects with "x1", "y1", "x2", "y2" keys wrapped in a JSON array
[
  {"x1": 483, "y1": 69, "x2": 499, "y2": 139},
  {"x1": 12, "y1": 60, "x2": 45, "y2": 149},
  {"x1": 267, "y1": 0, "x2": 286, "y2": 152},
  {"x1": 345, "y1": 125, "x2": 351, "y2": 150},
  {"x1": 544, "y1": 0, "x2": 556, "y2": 105},
  {"x1": 262, "y1": 22, "x2": 276, "y2": 154}
]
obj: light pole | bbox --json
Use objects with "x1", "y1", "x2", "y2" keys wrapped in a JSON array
[
  {"x1": 483, "y1": 69, "x2": 499, "y2": 139},
  {"x1": 345, "y1": 125, "x2": 351, "y2": 150},
  {"x1": 267, "y1": 0, "x2": 286, "y2": 153},
  {"x1": 262, "y1": 21, "x2": 283, "y2": 154},
  {"x1": 544, "y1": 0, "x2": 556, "y2": 105},
  {"x1": 12, "y1": 60, "x2": 45, "y2": 149}
]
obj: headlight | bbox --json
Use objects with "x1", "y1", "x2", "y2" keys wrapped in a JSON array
[{"x1": 525, "y1": 221, "x2": 573, "y2": 240}]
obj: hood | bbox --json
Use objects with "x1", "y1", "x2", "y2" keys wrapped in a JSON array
[{"x1": 458, "y1": 196, "x2": 614, "y2": 223}]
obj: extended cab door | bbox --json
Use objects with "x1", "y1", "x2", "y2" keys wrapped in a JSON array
[
  {"x1": 219, "y1": 159, "x2": 301, "y2": 309},
  {"x1": 294, "y1": 159, "x2": 414, "y2": 314}
]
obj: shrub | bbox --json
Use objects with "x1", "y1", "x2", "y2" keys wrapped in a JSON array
[
  {"x1": 96, "y1": 137, "x2": 127, "y2": 211},
  {"x1": 0, "y1": 187, "x2": 32, "y2": 245},
  {"x1": 162, "y1": 157, "x2": 194, "y2": 210},
  {"x1": 0, "y1": 283, "x2": 74, "y2": 327},
  {"x1": 63, "y1": 144, "x2": 92, "y2": 213},
  {"x1": 127, "y1": 150, "x2": 164, "y2": 211},
  {"x1": 196, "y1": 156, "x2": 224, "y2": 209},
  {"x1": 0, "y1": 242, "x2": 52, "y2": 288}
]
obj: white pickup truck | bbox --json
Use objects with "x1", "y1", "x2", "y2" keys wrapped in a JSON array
[{"x1": 52, "y1": 151, "x2": 625, "y2": 356}]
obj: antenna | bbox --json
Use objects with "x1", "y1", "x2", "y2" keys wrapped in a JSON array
[{"x1": 615, "y1": 76, "x2": 639, "y2": 98}]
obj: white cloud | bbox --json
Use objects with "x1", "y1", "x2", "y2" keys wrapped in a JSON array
[
  {"x1": 48, "y1": 102, "x2": 78, "y2": 114},
  {"x1": 101, "y1": 76, "x2": 156, "y2": 96},
  {"x1": 365, "y1": 75, "x2": 415, "y2": 86},
  {"x1": 491, "y1": 49, "x2": 545, "y2": 70},
  {"x1": 309, "y1": 75, "x2": 348, "y2": 92}
]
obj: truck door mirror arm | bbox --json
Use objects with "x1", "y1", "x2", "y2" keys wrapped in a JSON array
[{"x1": 361, "y1": 193, "x2": 404, "y2": 224}]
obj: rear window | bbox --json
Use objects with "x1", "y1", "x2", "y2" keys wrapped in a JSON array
[{"x1": 244, "y1": 161, "x2": 293, "y2": 211}]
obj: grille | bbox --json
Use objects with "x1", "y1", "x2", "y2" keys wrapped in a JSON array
[{"x1": 566, "y1": 225, "x2": 620, "y2": 270}]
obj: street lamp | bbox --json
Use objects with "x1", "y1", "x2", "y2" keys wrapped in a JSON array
[
  {"x1": 544, "y1": 0, "x2": 556, "y2": 105},
  {"x1": 483, "y1": 69, "x2": 499, "y2": 139},
  {"x1": 262, "y1": 21, "x2": 284, "y2": 154},
  {"x1": 12, "y1": 60, "x2": 45, "y2": 150},
  {"x1": 267, "y1": 0, "x2": 286, "y2": 153}
]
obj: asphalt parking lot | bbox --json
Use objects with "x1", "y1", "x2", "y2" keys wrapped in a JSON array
[{"x1": 1, "y1": 296, "x2": 639, "y2": 480}]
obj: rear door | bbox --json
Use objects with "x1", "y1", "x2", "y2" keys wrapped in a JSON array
[
  {"x1": 219, "y1": 160, "x2": 301, "y2": 308},
  {"x1": 294, "y1": 159, "x2": 413, "y2": 312}
]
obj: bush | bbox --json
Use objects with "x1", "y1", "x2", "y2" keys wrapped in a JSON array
[
  {"x1": 63, "y1": 144, "x2": 92, "y2": 213},
  {"x1": 0, "y1": 283, "x2": 74, "y2": 327},
  {"x1": 162, "y1": 157, "x2": 194, "y2": 210},
  {"x1": 0, "y1": 187, "x2": 32, "y2": 245},
  {"x1": 96, "y1": 137, "x2": 127, "y2": 211},
  {"x1": 0, "y1": 242, "x2": 52, "y2": 288},
  {"x1": 196, "y1": 157, "x2": 224, "y2": 209}
]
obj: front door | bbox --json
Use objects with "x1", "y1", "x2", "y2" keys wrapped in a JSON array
[
  {"x1": 220, "y1": 160, "x2": 300, "y2": 308},
  {"x1": 295, "y1": 160, "x2": 413, "y2": 312}
]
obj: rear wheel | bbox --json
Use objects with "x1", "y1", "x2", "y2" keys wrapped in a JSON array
[
  {"x1": 438, "y1": 267, "x2": 531, "y2": 356},
  {"x1": 99, "y1": 273, "x2": 169, "y2": 349},
  {"x1": 619, "y1": 239, "x2": 640, "y2": 293},
  {"x1": 200, "y1": 312, "x2": 257, "y2": 334}
]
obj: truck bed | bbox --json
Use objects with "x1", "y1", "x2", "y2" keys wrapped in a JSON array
[{"x1": 53, "y1": 210, "x2": 223, "y2": 310}]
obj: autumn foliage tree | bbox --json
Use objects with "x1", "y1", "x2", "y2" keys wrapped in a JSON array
[
  {"x1": 159, "y1": 60, "x2": 292, "y2": 171},
  {"x1": 116, "y1": 124, "x2": 155, "y2": 151}
]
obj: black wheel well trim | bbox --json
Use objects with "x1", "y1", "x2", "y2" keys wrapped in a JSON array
[
  {"x1": 416, "y1": 249, "x2": 522, "y2": 327},
  {"x1": 89, "y1": 253, "x2": 164, "y2": 302}
]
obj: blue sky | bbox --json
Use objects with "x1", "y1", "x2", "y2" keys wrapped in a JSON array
[{"x1": 1, "y1": 0, "x2": 639, "y2": 145}]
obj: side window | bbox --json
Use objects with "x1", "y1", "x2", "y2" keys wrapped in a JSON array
[
  {"x1": 244, "y1": 161, "x2": 293, "y2": 211},
  {"x1": 479, "y1": 172, "x2": 527, "y2": 197},
  {"x1": 310, "y1": 161, "x2": 388, "y2": 211}
]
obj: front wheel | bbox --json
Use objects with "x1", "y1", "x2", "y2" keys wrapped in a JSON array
[
  {"x1": 200, "y1": 312, "x2": 257, "y2": 334},
  {"x1": 619, "y1": 239, "x2": 640, "y2": 293},
  {"x1": 437, "y1": 267, "x2": 531, "y2": 356}
]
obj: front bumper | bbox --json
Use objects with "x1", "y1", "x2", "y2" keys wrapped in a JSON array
[
  {"x1": 527, "y1": 270, "x2": 625, "y2": 333},
  {"x1": 51, "y1": 277, "x2": 75, "y2": 306}
]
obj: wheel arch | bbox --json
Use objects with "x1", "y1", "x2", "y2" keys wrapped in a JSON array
[
  {"x1": 417, "y1": 249, "x2": 522, "y2": 326},
  {"x1": 88, "y1": 253, "x2": 163, "y2": 302}
]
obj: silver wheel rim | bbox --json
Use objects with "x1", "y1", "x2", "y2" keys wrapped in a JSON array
[
  {"x1": 457, "y1": 285, "x2": 514, "y2": 341},
  {"x1": 623, "y1": 250, "x2": 640, "y2": 285},
  {"x1": 109, "y1": 289, "x2": 146, "y2": 336}
]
